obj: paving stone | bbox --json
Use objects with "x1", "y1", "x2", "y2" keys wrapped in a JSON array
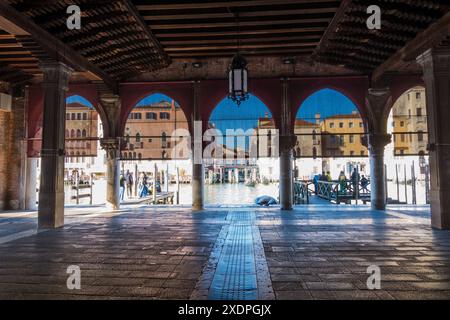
[{"x1": 0, "y1": 205, "x2": 450, "y2": 300}]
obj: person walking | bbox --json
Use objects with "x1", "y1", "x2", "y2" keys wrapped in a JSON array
[
  {"x1": 338, "y1": 171, "x2": 347, "y2": 194},
  {"x1": 126, "y1": 170, "x2": 134, "y2": 198},
  {"x1": 351, "y1": 168, "x2": 360, "y2": 198},
  {"x1": 360, "y1": 175, "x2": 369, "y2": 194},
  {"x1": 139, "y1": 173, "x2": 149, "y2": 198},
  {"x1": 119, "y1": 174, "x2": 126, "y2": 202}
]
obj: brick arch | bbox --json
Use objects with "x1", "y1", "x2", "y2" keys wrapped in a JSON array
[
  {"x1": 390, "y1": 75, "x2": 425, "y2": 109},
  {"x1": 368, "y1": 75, "x2": 425, "y2": 135},
  {"x1": 200, "y1": 79, "x2": 281, "y2": 130},
  {"x1": 27, "y1": 84, "x2": 105, "y2": 157},
  {"x1": 290, "y1": 76, "x2": 370, "y2": 132},
  {"x1": 119, "y1": 82, "x2": 193, "y2": 136}
]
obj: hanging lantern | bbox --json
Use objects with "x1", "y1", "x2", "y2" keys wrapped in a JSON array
[{"x1": 228, "y1": 53, "x2": 249, "y2": 105}]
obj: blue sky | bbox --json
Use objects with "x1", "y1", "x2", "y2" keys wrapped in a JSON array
[
  {"x1": 209, "y1": 94, "x2": 272, "y2": 134},
  {"x1": 136, "y1": 93, "x2": 180, "y2": 107},
  {"x1": 66, "y1": 95, "x2": 93, "y2": 108},
  {"x1": 297, "y1": 88, "x2": 358, "y2": 122}
]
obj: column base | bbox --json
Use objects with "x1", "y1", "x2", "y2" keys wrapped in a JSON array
[
  {"x1": 431, "y1": 189, "x2": 450, "y2": 230},
  {"x1": 38, "y1": 191, "x2": 65, "y2": 229},
  {"x1": 192, "y1": 204, "x2": 204, "y2": 211},
  {"x1": 371, "y1": 202, "x2": 386, "y2": 211},
  {"x1": 105, "y1": 202, "x2": 120, "y2": 211}
]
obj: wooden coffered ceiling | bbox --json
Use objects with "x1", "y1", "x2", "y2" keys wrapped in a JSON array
[
  {"x1": 0, "y1": 0, "x2": 449, "y2": 87},
  {"x1": 134, "y1": 0, "x2": 341, "y2": 59},
  {"x1": 315, "y1": 0, "x2": 450, "y2": 72}
]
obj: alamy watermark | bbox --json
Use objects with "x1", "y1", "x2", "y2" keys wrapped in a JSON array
[
  {"x1": 66, "y1": 5, "x2": 81, "y2": 30},
  {"x1": 66, "y1": 265, "x2": 81, "y2": 290},
  {"x1": 366, "y1": 265, "x2": 381, "y2": 290},
  {"x1": 169, "y1": 122, "x2": 279, "y2": 164},
  {"x1": 367, "y1": 5, "x2": 382, "y2": 30}
]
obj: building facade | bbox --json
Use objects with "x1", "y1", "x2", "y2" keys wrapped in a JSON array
[
  {"x1": 65, "y1": 102, "x2": 99, "y2": 161},
  {"x1": 122, "y1": 100, "x2": 189, "y2": 160},
  {"x1": 390, "y1": 87, "x2": 428, "y2": 156}
]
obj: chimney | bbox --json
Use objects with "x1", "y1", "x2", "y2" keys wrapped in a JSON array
[
  {"x1": 315, "y1": 114, "x2": 321, "y2": 125},
  {"x1": 171, "y1": 99, "x2": 175, "y2": 110}
]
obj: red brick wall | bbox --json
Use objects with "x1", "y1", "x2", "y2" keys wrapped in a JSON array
[{"x1": 0, "y1": 93, "x2": 26, "y2": 210}]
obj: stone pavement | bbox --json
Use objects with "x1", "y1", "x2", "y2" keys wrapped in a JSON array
[{"x1": 0, "y1": 204, "x2": 450, "y2": 300}]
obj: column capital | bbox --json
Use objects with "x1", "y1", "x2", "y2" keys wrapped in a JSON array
[
  {"x1": 367, "y1": 133, "x2": 391, "y2": 154},
  {"x1": 417, "y1": 48, "x2": 450, "y2": 74},
  {"x1": 366, "y1": 87, "x2": 392, "y2": 135},
  {"x1": 39, "y1": 61, "x2": 73, "y2": 90},
  {"x1": 367, "y1": 87, "x2": 391, "y2": 97},
  {"x1": 99, "y1": 93, "x2": 121, "y2": 105},
  {"x1": 100, "y1": 138, "x2": 120, "y2": 151}
]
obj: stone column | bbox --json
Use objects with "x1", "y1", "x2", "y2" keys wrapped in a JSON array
[
  {"x1": 365, "y1": 88, "x2": 392, "y2": 211},
  {"x1": 38, "y1": 62, "x2": 72, "y2": 229},
  {"x1": 368, "y1": 134, "x2": 391, "y2": 210},
  {"x1": 25, "y1": 158, "x2": 38, "y2": 210},
  {"x1": 279, "y1": 136, "x2": 296, "y2": 210},
  {"x1": 417, "y1": 48, "x2": 450, "y2": 229},
  {"x1": 192, "y1": 162, "x2": 204, "y2": 210},
  {"x1": 192, "y1": 81, "x2": 204, "y2": 210},
  {"x1": 101, "y1": 138, "x2": 120, "y2": 210},
  {"x1": 279, "y1": 79, "x2": 296, "y2": 210}
]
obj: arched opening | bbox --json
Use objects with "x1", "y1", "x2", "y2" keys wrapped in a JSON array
[
  {"x1": 206, "y1": 93, "x2": 277, "y2": 205},
  {"x1": 295, "y1": 88, "x2": 368, "y2": 204},
  {"x1": 386, "y1": 86, "x2": 430, "y2": 205},
  {"x1": 121, "y1": 93, "x2": 190, "y2": 203},
  {"x1": 63, "y1": 95, "x2": 105, "y2": 205}
]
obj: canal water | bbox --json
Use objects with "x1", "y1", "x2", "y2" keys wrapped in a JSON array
[{"x1": 64, "y1": 180, "x2": 429, "y2": 206}]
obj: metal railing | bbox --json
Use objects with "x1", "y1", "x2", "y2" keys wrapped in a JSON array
[
  {"x1": 294, "y1": 181, "x2": 312, "y2": 204},
  {"x1": 315, "y1": 180, "x2": 371, "y2": 204}
]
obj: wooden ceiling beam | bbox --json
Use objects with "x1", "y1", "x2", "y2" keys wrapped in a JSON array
[
  {"x1": 168, "y1": 48, "x2": 313, "y2": 58},
  {"x1": 155, "y1": 27, "x2": 326, "y2": 38},
  {"x1": 136, "y1": 0, "x2": 338, "y2": 10},
  {"x1": 0, "y1": 1, "x2": 118, "y2": 91},
  {"x1": 121, "y1": 0, "x2": 170, "y2": 66},
  {"x1": 165, "y1": 42, "x2": 318, "y2": 52},
  {"x1": 142, "y1": 7, "x2": 338, "y2": 20},
  {"x1": 150, "y1": 18, "x2": 331, "y2": 30},
  {"x1": 313, "y1": 0, "x2": 351, "y2": 57},
  {"x1": 372, "y1": 11, "x2": 450, "y2": 82},
  {"x1": 160, "y1": 35, "x2": 321, "y2": 46}
]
